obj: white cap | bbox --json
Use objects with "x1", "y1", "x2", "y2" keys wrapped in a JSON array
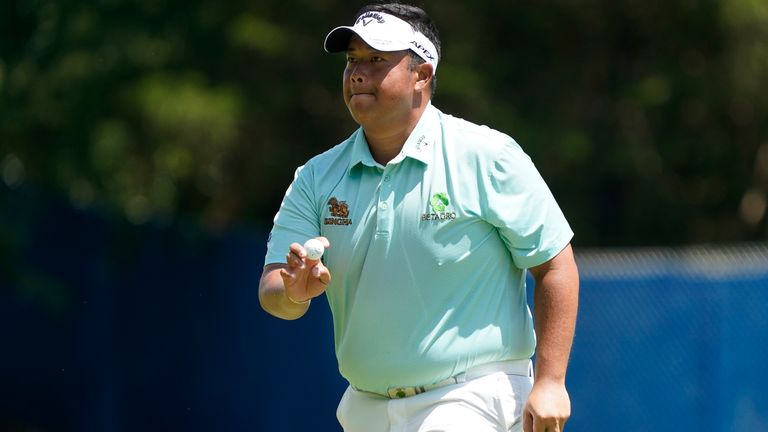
[{"x1": 324, "y1": 11, "x2": 439, "y2": 72}]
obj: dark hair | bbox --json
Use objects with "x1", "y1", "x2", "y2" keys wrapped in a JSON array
[{"x1": 355, "y1": 3, "x2": 441, "y2": 96}]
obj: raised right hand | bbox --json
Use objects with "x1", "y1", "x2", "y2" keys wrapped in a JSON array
[{"x1": 280, "y1": 237, "x2": 332, "y2": 303}]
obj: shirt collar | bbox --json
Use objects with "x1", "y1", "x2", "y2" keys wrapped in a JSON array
[
  {"x1": 348, "y1": 129, "x2": 378, "y2": 171},
  {"x1": 348, "y1": 104, "x2": 439, "y2": 173}
]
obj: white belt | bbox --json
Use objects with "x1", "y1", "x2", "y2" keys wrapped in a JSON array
[{"x1": 354, "y1": 359, "x2": 532, "y2": 399}]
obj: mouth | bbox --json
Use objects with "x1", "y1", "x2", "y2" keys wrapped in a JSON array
[{"x1": 349, "y1": 89, "x2": 374, "y2": 97}]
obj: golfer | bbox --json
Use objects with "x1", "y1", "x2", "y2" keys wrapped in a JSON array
[{"x1": 259, "y1": 3, "x2": 579, "y2": 431}]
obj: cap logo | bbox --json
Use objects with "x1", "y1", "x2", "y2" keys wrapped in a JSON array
[
  {"x1": 325, "y1": 12, "x2": 439, "y2": 72},
  {"x1": 356, "y1": 12, "x2": 385, "y2": 26},
  {"x1": 410, "y1": 41, "x2": 435, "y2": 61}
]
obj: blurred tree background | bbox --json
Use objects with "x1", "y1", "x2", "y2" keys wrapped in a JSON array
[
  {"x1": 2, "y1": 0, "x2": 767, "y2": 245},
  {"x1": 2, "y1": 1, "x2": 768, "y2": 430}
]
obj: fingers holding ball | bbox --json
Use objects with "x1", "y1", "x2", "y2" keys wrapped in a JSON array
[{"x1": 303, "y1": 238, "x2": 325, "y2": 260}]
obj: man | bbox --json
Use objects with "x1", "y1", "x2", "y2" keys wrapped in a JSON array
[{"x1": 259, "y1": 3, "x2": 579, "y2": 431}]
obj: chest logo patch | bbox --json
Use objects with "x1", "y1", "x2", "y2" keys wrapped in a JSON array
[
  {"x1": 325, "y1": 197, "x2": 352, "y2": 226},
  {"x1": 422, "y1": 192, "x2": 457, "y2": 221}
]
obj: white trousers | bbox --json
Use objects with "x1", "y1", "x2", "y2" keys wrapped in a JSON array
[{"x1": 336, "y1": 362, "x2": 533, "y2": 432}]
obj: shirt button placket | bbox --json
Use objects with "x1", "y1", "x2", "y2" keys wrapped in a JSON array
[{"x1": 376, "y1": 169, "x2": 394, "y2": 239}]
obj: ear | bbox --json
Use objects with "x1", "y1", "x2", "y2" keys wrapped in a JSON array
[{"x1": 414, "y1": 62, "x2": 434, "y2": 93}]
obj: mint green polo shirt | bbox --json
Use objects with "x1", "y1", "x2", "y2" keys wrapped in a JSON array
[{"x1": 265, "y1": 104, "x2": 573, "y2": 394}]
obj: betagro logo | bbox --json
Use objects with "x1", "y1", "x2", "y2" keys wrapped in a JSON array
[
  {"x1": 422, "y1": 192, "x2": 456, "y2": 222},
  {"x1": 430, "y1": 192, "x2": 449, "y2": 212}
]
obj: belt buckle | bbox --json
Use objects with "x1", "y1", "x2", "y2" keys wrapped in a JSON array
[{"x1": 387, "y1": 387, "x2": 415, "y2": 399}]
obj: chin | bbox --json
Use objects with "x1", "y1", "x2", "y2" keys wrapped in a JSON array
[
  {"x1": 347, "y1": 103, "x2": 375, "y2": 122},
  {"x1": 347, "y1": 110, "x2": 367, "y2": 126}
]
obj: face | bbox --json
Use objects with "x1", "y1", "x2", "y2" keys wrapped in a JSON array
[{"x1": 342, "y1": 35, "x2": 419, "y2": 128}]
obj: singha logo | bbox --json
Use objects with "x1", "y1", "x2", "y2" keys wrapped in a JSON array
[
  {"x1": 325, "y1": 197, "x2": 352, "y2": 226},
  {"x1": 328, "y1": 197, "x2": 349, "y2": 218}
]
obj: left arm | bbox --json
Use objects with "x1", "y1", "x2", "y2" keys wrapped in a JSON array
[{"x1": 524, "y1": 243, "x2": 579, "y2": 432}]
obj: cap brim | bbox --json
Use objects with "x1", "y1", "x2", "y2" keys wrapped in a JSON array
[{"x1": 324, "y1": 26, "x2": 355, "y2": 53}]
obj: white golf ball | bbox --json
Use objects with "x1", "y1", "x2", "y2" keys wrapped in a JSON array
[{"x1": 303, "y1": 238, "x2": 325, "y2": 260}]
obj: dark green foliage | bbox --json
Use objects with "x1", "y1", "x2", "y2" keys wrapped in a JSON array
[{"x1": 2, "y1": 0, "x2": 767, "y2": 246}]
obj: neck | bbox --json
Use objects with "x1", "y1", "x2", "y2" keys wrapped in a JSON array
[{"x1": 363, "y1": 103, "x2": 429, "y2": 165}]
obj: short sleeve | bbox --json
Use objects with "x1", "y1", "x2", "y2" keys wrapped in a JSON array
[
  {"x1": 263, "y1": 165, "x2": 321, "y2": 266},
  {"x1": 480, "y1": 140, "x2": 573, "y2": 269}
]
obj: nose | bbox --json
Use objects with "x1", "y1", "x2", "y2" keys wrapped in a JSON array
[{"x1": 348, "y1": 64, "x2": 365, "y2": 83}]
